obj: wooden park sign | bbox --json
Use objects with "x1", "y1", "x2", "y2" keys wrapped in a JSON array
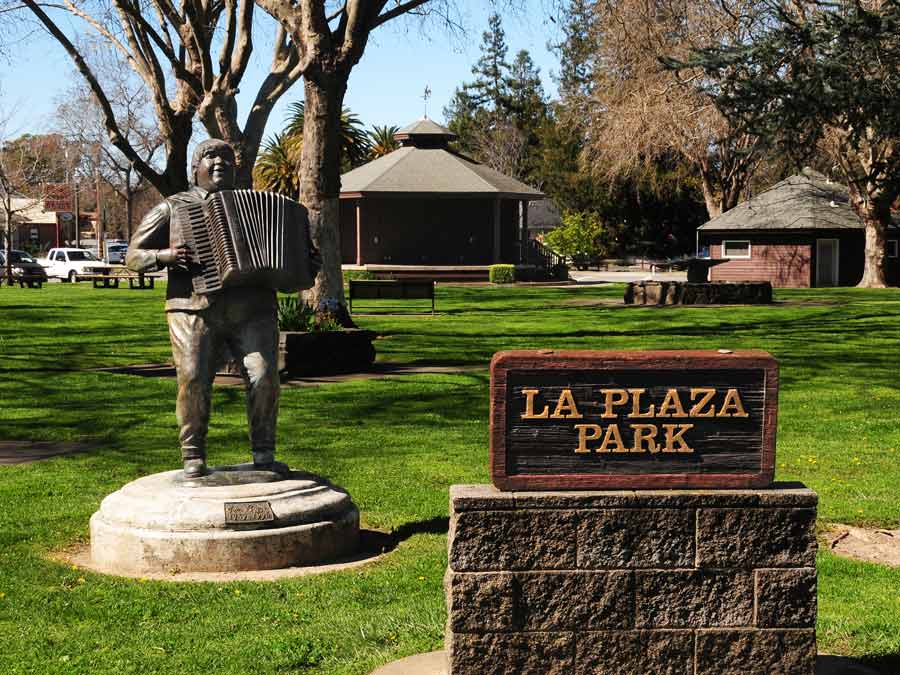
[{"x1": 490, "y1": 350, "x2": 778, "y2": 490}]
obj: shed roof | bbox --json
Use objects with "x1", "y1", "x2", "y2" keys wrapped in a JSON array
[
  {"x1": 340, "y1": 145, "x2": 544, "y2": 199},
  {"x1": 698, "y1": 168, "x2": 897, "y2": 231}
]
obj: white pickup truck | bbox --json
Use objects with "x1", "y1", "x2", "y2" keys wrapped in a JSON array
[{"x1": 38, "y1": 248, "x2": 112, "y2": 282}]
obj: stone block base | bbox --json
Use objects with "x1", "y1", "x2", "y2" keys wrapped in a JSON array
[{"x1": 446, "y1": 484, "x2": 817, "y2": 675}]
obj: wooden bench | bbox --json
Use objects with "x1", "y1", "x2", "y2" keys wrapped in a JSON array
[{"x1": 348, "y1": 279, "x2": 435, "y2": 314}]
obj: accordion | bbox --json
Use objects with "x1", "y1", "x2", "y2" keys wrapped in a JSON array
[{"x1": 171, "y1": 189, "x2": 315, "y2": 295}]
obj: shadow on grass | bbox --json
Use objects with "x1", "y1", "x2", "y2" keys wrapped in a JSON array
[
  {"x1": 355, "y1": 518, "x2": 450, "y2": 559},
  {"x1": 390, "y1": 516, "x2": 450, "y2": 542},
  {"x1": 818, "y1": 654, "x2": 900, "y2": 674}
]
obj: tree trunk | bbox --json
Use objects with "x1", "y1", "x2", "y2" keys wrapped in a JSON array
[
  {"x1": 699, "y1": 169, "x2": 722, "y2": 220},
  {"x1": 857, "y1": 205, "x2": 889, "y2": 288},
  {"x1": 300, "y1": 73, "x2": 355, "y2": 327},
  {"x1": 125, "y1": 189, "x2": 134, "y2": 242},
  {"x1": 4, "y1": 218, "x2": 12, "y2": 286}
]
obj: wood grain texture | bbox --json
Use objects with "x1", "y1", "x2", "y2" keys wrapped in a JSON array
[{"x1": 490, "y1": 350, "x2": 778, "y2": 491}]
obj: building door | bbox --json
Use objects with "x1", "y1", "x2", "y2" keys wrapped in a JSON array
[{"x1": 816, "y1": 238, "x2": 839, "y2": 287}]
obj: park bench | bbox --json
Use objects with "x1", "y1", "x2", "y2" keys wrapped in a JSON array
[
  {"x1": 348, "y1": 279, "x2": 435, "y2": 314},
  {"x1": 81, "y1": 268, "x2": 162, "y2": 290}
]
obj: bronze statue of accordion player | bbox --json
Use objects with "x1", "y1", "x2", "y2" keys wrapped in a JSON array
[{"x1": 126, "y1": 139, "x2": 320, "y2": 480}]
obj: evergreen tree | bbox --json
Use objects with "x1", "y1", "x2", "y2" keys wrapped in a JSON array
[
  {"x1": 444, "y1": 15, "x2": 550, "y2": 183},
  {"x1": 508, "y1": 50, "x2": 548, "y2": 134},
  {"x1": 465, "y1": 13, "x2": 512, "y2": 111},
  {"x1": 444, "y1": 88, "x2": 483, "y2": 157},
  {"x1": 552, "y1": 0, "x2": 595, "y2": 106}
]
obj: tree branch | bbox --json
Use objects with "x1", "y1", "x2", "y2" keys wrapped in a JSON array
[
  {"x1": 371, "y1": 0, "x2": 430, "y2": 29},
  {"x1": 21, "y1": 0, "x2": 167, "y2": 194}
]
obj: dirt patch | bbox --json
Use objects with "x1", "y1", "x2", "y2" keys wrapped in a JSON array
[
  {"x1": 825, "y1": 524, "x2": 900, "y2": 568},
  {"x1": 54, "y1": 529, "x2": 394, "y2": 582},
  {"x1": 0, "y1": 441, "x2": 98, "y2": 465},
  {"x1": 368, "y1": 652, "x2": 885, "y2": 675}
]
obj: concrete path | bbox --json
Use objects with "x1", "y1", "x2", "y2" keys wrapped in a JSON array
[
  {"x1": 369, "y1": 652, "x2": 883, "y2": 675},
  {"x1": 569, "y1": 270, "x2": 687, "y2": 284},
  {"x1": 0, "y1": 441, "x2": 97, "y2": 465}
]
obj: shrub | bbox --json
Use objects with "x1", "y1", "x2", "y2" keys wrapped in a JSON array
[
  {"x1": 278, "y1": 296, "x2": 346, "y2": 332},
  {"x1": 544, "y1": 210, "x2": 620, "y2": 265},
  {"x1": 277, "y1": 296, "x2": 316, "y2": 332},
  {"x1": 489, "y1": 264, "x2": 516, "y2": 284},
  {"x1": 343, "y1": 270, "x2": 378, "y2": 282}
]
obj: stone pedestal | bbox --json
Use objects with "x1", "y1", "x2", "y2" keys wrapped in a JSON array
[
  {"x1": 91, "y1": 465, "x2": 359, "y2": 575},
  {"x1": 446, "y1": 484, "x2": 817, "y2": 675}
]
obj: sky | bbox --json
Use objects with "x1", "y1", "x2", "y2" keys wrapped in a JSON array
[{"x1": 0, "y1": 1, "x2": 563, "y2": 145}]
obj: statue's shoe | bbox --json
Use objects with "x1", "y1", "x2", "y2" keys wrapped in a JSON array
[
  {"x1": 183, "y1": 458, "x2": 209, "y2": 478},
  {"x1": 252, "y1": 450, "x2": 289, "y2": 475}
]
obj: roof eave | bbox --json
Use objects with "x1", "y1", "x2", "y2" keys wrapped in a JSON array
[{"x1": 339, "y1": 190, "x2": 545, "y2": 199}]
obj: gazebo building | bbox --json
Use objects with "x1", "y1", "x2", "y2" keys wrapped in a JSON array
[{"x1": 339, "y1": 119, "x2": 545, "y2": 278}]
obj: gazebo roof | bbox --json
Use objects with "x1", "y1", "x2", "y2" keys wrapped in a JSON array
[
  {"x1": 394, "y1": 117, "x2": 457, "y2": 143},
  {"x1": 340, "y1": 138, "x2": 544, "y2": 200},
  {"x1": 698, "y1": 168, "x2": 897, "y2": 231}
]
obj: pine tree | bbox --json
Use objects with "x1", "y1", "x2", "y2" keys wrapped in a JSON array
[
  {"x1": 552, "y1": 0, "x2": 595, "y2": 106},
  {"x1": 508, "y1": 50, "x2": 547, "y2": 133},
  {"x1": 465, "y1": 13, "x2": 512, "y2": 111}
]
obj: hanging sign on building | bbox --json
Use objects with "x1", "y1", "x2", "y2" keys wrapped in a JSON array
[{"x1": 490, "y1": 350, "x2": 778, "y2": 491}]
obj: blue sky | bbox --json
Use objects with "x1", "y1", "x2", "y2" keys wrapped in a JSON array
[{"x1": 0, "y1": 2, "x2": 562, "y2": 143}]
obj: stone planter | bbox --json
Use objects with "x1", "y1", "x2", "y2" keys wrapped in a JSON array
[
  {"x1": 624, "y1": 281, "x2": 773, "y2": 305},
  {"x1": 279, "y1": 329, "x2": 377, "y2": 377}
]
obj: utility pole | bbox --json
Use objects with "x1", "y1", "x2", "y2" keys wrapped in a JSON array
[
  {"x1": 95, "y1": 150, "x2": 103, "y2": 259},
  {"x1": 74, "y1": 180, "x2": 80, "y2": 248}
]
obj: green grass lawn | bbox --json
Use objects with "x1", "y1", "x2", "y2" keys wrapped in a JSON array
[{"x1": 1, "y1": 281, "x2": 900, "y2": 673}]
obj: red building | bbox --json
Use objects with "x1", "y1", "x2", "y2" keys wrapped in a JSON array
[
  {"x1": 339, "y1": 119, "x2": 545, "y2": 277},
  {"x1": 698, "y1": 169, "x2": 899, "y2": 287}
]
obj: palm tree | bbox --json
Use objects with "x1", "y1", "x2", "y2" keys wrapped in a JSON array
[
  {"x1": 253, "y1": 132, "x2": 300, "y2": 198},
  {"x1": 368, "y1": 125, "x2": 400, "y2": 159},
  {"x1": 254, "y1": 102, "x2": 372, "y2": 195},
  {"x1": 287, "y1": 102, "x2": 371, "y2": 169}
]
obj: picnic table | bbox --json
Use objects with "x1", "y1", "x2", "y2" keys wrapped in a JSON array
[{"x1": 82, "y1": 268, "x2": 162, "y2": 290}]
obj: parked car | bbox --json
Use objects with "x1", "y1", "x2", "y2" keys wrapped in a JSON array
[
  {"x1": 37, "y1": 248, "x2": 112, "y2": 282},
  {"x1": 105, "y1": 243, "x2": 128, "y2": 264},
  {"x1": 0, "y1": 250, "x2": 49, "y2": 286}
]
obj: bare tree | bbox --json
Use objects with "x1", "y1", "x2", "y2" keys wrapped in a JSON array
[
  {"x1": 55, "y1": 45, "x2": 164, "y2": 240},
  {"x1": 0, "y1": 125, "x2": 62, "y2": 284},
  {"x1": 583, "y1": 0, "x2": 768, "y2": 219},
  {"x1": 472, "y1": 118, "x2": 527, "y2": 179},
  {"x1": 22, "y1": 0, "x2": 306, "y2": 194}
]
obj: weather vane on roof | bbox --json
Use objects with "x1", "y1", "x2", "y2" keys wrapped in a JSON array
[{"x1": 423, "y1": 85, "x2": 432, "y2": 118}]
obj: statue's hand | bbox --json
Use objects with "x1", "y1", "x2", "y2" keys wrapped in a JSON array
[{"x1": 157, "y1": 247, "x2": 194, "y2": 267}]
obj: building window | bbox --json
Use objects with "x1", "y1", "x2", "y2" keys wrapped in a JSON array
[
  {"x1": 887, "y1": 240, "x2": 898, "y2": 258},
  {"x1": 723, "y1": 240, "x2": 751, "y2": 259}
]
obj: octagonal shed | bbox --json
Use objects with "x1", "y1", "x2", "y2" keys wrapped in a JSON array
[{"x1": 339, "y1": 119, "x2": 544, "y2": 271}]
